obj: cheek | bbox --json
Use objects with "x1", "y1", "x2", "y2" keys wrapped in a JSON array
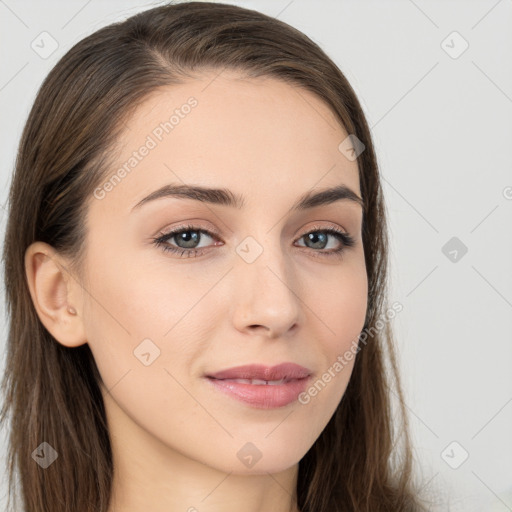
[
  {"x1": 81, "y1": 257, "x2": 216, "y2": 445},
  {"x1": 80, "y1": 244, "x2": 220, "y2": 385},
  {"x1": 293, "y1": 262, "x2": 367, "y2": 426},
  {"x1": 84, "y1": 236, "x2": 188, "y2": 334},
  {"x1": 309, "y1": 259, "x2": 368, "y2": 350}
]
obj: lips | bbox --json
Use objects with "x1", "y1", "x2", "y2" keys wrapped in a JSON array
[
  {"x1": 206, "y1": 362, "x2": 312, "y2": 382},
  {"x1": 204, "y1": 363, "x2": 313, "y2": 409}
]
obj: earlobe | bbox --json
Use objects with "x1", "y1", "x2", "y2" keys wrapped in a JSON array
[{"x1": 24, "y1": 241, "x2": 87, "y2": 348}]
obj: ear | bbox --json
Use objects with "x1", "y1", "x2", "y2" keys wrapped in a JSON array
[{"x1": 24, "y1": 241, "x2": 87, "y2": 348}]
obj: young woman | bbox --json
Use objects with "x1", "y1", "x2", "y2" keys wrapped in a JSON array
[{"x1": 1, "y1": 2, "x2": 430, "y2": 511}]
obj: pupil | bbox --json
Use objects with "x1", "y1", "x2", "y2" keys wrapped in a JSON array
[
  {"x1": 307, "y1": 232, "x2": 327, "y2": 249},
  {"x1": 177, "y1": 231, "x2": 199, "y2": 248}
]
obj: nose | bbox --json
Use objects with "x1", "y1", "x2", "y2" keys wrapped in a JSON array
[{"x1": 230, "y1": 241, "x2": 302, "y2": 339}]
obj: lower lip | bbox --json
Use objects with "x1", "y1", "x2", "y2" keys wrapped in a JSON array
[{"x1": 205, "y1": 376, "x2": 311, "y2": 409}]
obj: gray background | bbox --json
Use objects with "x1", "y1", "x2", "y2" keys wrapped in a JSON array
[{"x1": 1, "y1": 0, "x2": 511, "y2": 510}]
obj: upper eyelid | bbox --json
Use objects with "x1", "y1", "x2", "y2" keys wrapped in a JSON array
[
  {"x1": 161, "y1": 223, "x2": 346, "y2": 234},
  {"x1": 158, "y1": 225, "x2": 218, "y2": 240},
  {"x1": 159, "y1": 223, "x2": 349, "y2": 243}
]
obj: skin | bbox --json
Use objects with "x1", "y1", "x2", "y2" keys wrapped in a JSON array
[{"x1": 25, "y1": 71, "x2": 368, "y2": 512}]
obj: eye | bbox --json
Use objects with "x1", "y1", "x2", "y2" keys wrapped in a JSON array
[
  {"x1": 152, "y1": 224, "x2": 219, "y2": 258},
  {"x1": 152, "y1": 224, "x2": 356, "y2": 259},
  {"x1": 295, "y1": 225, "x2": 356, "y2": 259}
]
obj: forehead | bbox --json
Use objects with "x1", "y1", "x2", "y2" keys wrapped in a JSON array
[{"x1": 90, "y1": 71, "x2": 361, "y2": 217}]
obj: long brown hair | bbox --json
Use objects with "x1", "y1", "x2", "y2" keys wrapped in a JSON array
[{"x1": 1, "y1": 2, "x2": 431, "y2": 510}]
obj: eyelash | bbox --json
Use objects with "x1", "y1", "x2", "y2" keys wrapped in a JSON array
[{"x1": 152, "y1": 223, "x2": 356, "y2": 259}]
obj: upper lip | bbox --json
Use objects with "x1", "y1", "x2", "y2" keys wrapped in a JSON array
[{"x1": 206, "y1": 363, "x2": 312, "y2": 381}]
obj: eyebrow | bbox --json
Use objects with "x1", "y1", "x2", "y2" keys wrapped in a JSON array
[{"x1": 131, "y1": 183, "x2": 364, "y2": 212}]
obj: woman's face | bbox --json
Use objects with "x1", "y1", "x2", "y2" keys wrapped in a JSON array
[{"x1": 79, "y1": 71, "x2": 368, "y2": 475}]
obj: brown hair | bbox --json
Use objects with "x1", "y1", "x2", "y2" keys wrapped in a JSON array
[{"x1": 1, "y1": 2, "x2": 431, "y2": 510}]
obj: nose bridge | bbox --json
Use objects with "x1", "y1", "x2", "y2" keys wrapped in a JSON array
[{"x1": 231, "y1": 231, "x2": 302, "y2": 336}]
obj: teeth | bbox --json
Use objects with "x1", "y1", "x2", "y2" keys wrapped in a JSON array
[{"x1": 228, "y1": 378, "x2": 287, "y2": 385}]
